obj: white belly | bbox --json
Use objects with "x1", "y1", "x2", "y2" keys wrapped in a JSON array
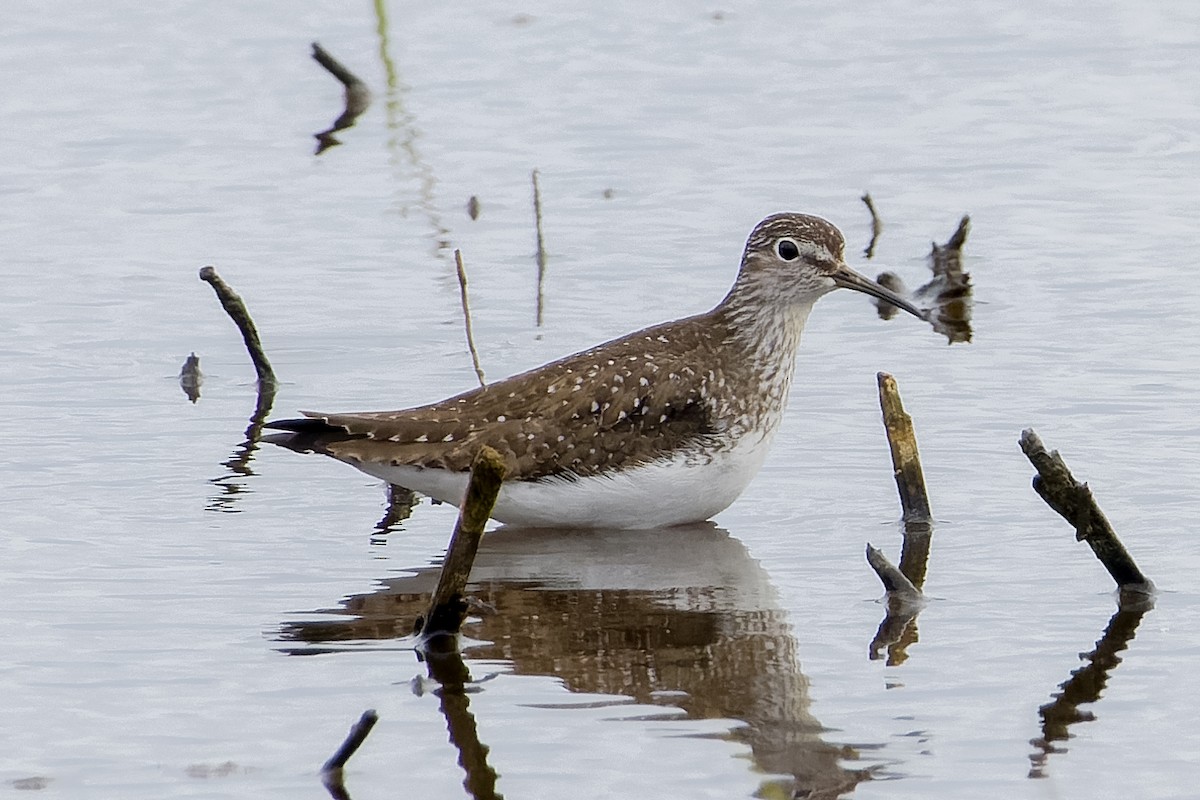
[{"x1": 350, "y1": 435, "x2": 774, "y2": 529}]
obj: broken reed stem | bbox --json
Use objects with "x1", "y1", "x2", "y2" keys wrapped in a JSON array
[
  {"x1": 877, "y1": 372, "x2": 931, "y2": 523},
  {"x1": 861, "y1": 192, "x2": 883, "y2": 260},
  {"x1": 198, "y1": 266, "x2": 277, "y2": 387},
  {"x1": 532, "y1": 169, "x2": 547, "y2": 327},
  {"x1": 419, "y1": 446, "x2": 507, "y2": 640},
  {"x1": 861, "y1": 193, "x2": 882, "y2": 234},
  {"x1": 1018, "y1": 429, "x2": 1153, "y2": 591},
  {"x1": 455, "y1": 249, "x2": 486, "y2": 387},
  {"x1": 321, "y1": 709, "x2": 379, "y2": 774}
]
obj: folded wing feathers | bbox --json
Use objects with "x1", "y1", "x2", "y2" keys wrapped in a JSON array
[{"x1": 302, "y1": 319, "x2": 720, "y2": 480}]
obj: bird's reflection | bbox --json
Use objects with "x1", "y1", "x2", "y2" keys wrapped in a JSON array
[{"x1": 279, "y1": 524, "x2": 878, "y2": 798}]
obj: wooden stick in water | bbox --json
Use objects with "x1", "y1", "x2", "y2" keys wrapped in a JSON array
[
  {"x1": 455, "y1": 249, "x2": 486, "y2": 387},
  {"x1": 1018, "y1": 429, "x2": 1153, "y2": 593},
  {"x1": 199, "y1": 266, "x2": 277, "y2": 387},
  {"x1": 321, "y1": 710, "x2": 379, "y2": 774},
  {"x1": 418, "y1": 446, "x2": 507, "y2": 641},
  {"x1": 877, "y1": 372, "x2": 932, "y2": 524}
]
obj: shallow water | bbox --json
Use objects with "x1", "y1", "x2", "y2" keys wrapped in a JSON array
[{"x1": 3, "y1": 1, "x2": 1200, "y2": 798}]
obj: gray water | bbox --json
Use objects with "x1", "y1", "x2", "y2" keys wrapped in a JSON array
[{"x1": 3, "y1": 2, "x2": 1199, "y2": 798}]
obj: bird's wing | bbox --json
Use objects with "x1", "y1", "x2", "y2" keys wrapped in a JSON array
[{"x1": 286, "y1": 317, "x2": 727, "y2": 480}]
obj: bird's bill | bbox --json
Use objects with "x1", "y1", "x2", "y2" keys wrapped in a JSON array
[{"x1": 832, "y1": 264, "x2": 927, "y2": 320}]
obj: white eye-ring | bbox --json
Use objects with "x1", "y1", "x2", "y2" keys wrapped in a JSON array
[{"x1": 775, "y1": 238, "x2": 801, "y2": 261}]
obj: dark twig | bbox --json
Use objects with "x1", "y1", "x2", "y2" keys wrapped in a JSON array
[
  {"x1": 199, "y1": 266, "x2": 277, "y2": 511},
  {"x1": 311, "y1": 42, "x2": 371, "y2": 155},
  {"x1": 455, "y1": 249, "x2": 486, "y2": 387},
  {"x1": 532, "y1": 169, "x2": 547, "y2": 326},
  {"x1": 417, "y1": 447, "x2": 508, "y2": 641},
  {"x1": 1018, "y1": 429, "x2": 1153, "y2": 593},
  {"x1": 322, "y1": 709, "x2": 379, "y2": 774},
  {"x1": 877, "y1": 372, "x2": 931, "y2": 524},
  {"x1": 198, "y1": 266, "x2": 277, "y2": 388},
  {"x1": 312, "y1": 42, "x2": 364, "y2": 88},
  {"x1": 861, "y1": 193, "x2": 882, "y2": 259}
]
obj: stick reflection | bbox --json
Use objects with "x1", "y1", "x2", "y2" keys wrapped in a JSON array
[
  {"x1": 870, "y1": 520, "x2": 933, "y2": 665},
  {"x1": 1028, "y1": 596, "x2": 1154, "y2": 778},
  {"x1": 207, "y1": 379, "x2": 276, "y2": 512}
]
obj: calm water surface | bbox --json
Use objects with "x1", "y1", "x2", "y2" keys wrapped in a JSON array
[{"x1": 3, "y1": 2, "x2": 1199, "y2": 798}]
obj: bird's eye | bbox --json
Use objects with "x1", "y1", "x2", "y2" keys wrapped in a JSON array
[{"x1": 776, "y1": 238, "x2": 801, "y2": 261}]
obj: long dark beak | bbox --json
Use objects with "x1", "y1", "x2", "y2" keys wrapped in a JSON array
[{"x1": 833, "y1": 263, "x2": 927, "y2": 320}]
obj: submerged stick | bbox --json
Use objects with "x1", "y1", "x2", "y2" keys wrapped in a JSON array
[
  {"x1": 532, "y1": 169, "x2": 547, "y2": 327},
  {"x1": 321, "y1": 709, "x2": 379, "y2": 774},
  {"x1": 877, "y1": 372, "x2": 932, "y2": 523},
  {"x1": 455, "y1": 249, "x2": 486, "y2": 387},
  {"x1": 1018, "y1": 429, "x2": 1153, "y2": 592},
  {"x1": 179, "y1": 352, "x2": 203, "y2": 403},
  {"x1": 867, "y1": 542, "x2": 924, "y2": 663},
  {"x1": 897, "y1": 519, "x2": 933, "y2": 590},
  {"x1": 418, "y1": 446, "x2": 507, "y2": 640},
  {"x1": 199, "y1": 266, "x2": 277, "y2": 387},
  {"x1": 866, "y1": 544, "x2": 921, "y2": 599}
]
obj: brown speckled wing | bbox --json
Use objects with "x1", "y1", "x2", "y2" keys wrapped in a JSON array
[{"x1": 308, "y1": 315, "x2": 728, "y2": 481}]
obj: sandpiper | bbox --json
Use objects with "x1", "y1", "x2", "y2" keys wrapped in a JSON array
[{"x1": 266, "y1": 213, "x2": 925, "y2": 528}]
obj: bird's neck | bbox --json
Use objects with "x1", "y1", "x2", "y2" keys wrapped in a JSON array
[
  {"x1": 707, "y1": 286, "x2": 817, "y2": 438},
  {"x1": 713, "y1": 281, "x2": 816, "y2": 369}
]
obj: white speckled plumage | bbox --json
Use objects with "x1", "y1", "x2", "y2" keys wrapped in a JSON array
[{"x1": 266, "y1": 213, "x2": 924, "y2": 529}]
